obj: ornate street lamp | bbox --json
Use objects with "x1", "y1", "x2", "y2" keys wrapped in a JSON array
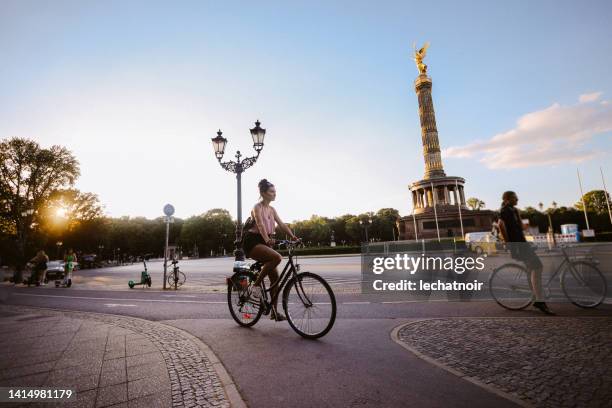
[
  {"x1": 211, "y1": 120, "x2": 266, "y2": 261},
  {"x1": 56, "y1": 241, "x2": 63, "y2": 259},
  {"x1": 359, "y1": 217, "x2": 373, "y2": 243},
  {"x1": 540, "y1": 201, "x2": 557, "y2": 246}
]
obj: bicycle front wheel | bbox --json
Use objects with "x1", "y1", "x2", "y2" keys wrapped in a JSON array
[
  {"x1": 489, "y1": 263, "x2": 533, "y2": 310},
  {"x1": 561, "y1": 261, "x2": 607, "y2": 308},
  {"x1": 283, "y1": 272, "x2": 336, "y2": 339}
]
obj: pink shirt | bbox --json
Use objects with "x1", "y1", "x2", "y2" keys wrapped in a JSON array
[{"x1": 249, "y1": 204, "x2": 276, "y2": 236}]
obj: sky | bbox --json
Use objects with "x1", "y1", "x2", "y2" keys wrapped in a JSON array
[{"x1": 1, "y1": 0, "x2": 611, "y2": 223}]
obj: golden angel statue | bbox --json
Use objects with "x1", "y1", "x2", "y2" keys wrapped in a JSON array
[{"x1": 413, "y1": 42, "x2": 430, "y2": 74}]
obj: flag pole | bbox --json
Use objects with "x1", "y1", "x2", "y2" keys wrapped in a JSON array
[
  {"x1": 577, "y1": 168, "x2": 590, "y2": 230},
  {"x1": 431, "y1": 182, "x2": 441, "y2": 242},
  {"x1": 412, "y1": 208, "x2": 418, "y2": 241},
  {"x1": 601, "y1": 166, "x2": 612, "y2": 226},
  {"x1": 455, "y1": 179, "x2": 464, "y2": 239}
]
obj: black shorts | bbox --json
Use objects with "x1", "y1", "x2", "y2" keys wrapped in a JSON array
[
  {"x1": 511, "y1": 244, "x2": 543, "y2": 270},
  {"x1": 242, "y1": 231, "x2": 266, "y2": 258}
]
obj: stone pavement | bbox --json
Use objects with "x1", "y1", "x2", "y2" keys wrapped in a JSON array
[
  {"x1": 0, "y1": 305, "x2": 243, "y2": 407},
  {"x1": 395, "y1": 317, "x2": 612, "y2": 408}
]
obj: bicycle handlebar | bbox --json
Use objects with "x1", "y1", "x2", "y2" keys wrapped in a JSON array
[{"x1": 275, "y1": 239, "x2": 302, "y2": 248}]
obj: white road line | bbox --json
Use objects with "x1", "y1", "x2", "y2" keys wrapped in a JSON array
[
  {"x1": 105, "y1": 304, "x2": 137, "y2": 307},
  {"x1": 161, "y1": 295, "x2": 198, "y2": 298},
  {"x1": 343, "y1": 301, "x2": 371, "y2": 304},
  {"x1": 14, "y1": 293, "x2": 226, "y2": 304},
  {"x1": 381, "y1": 299, "x2": 450, "y2": 304}
]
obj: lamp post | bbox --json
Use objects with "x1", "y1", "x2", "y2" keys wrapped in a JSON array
[
  {"x1": 14, "y1": 209, "x2": 35, "y2": 282},
  {"x1": 539, "y1": 201, "x2": 557, "y2": 247},
  {"x1": 211, "y1": 120, "x2": 266, "y2": 261},
  {"x1": 359, "y1": 217, "x2": 372, "y2": 243},
  {"x1": 162, "y1": 204, "x2": 175, "y2": 290},
  {"x1": 56, "y1": 241, "x2": 63, "y2": 260}
]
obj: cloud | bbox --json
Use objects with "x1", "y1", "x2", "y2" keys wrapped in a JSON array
[
  {"x1": 443, "y1": 92, "x2": 612, "y2": 169},
  {"x1": 579, "y1": 92, "x2": 602, "y2": 103}
]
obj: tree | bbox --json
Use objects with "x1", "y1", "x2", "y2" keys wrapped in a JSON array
[
  {"x1": 376, "y1": 208, "x2": 400, "y2": 241},
  {"x1": 179, "y1": 209, "x2": 234, "y2": 257},
  {"x1": 466, "y1": 197, "x2": 485, "y2": 210},
  {"x1": 39, "y1": 189, "x2": 104, "y2": 233},
  {"x1": 34, "y1": 188, "x2": 105, "y2": 257},
  {"x1": 0, "y1": 137, "x2": 80, "y2": 271},
  {"x1": 576, "y1": 190, "x2": 611, "y2": 214}
]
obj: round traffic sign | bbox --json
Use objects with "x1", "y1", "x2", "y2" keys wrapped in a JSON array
[{"x1": 163, "y1": 204, "x2": 175, "y2": 216}]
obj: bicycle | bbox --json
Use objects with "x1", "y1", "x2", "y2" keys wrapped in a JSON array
[
  {"x1": 167, "y1": 259, "x2": 186, "y2": 289},
  {"x1": 226, "y1": 239, "x2": 337, "y2": 339},
  {"x1": 489, "y1": 244, "x2": 607, "y2": 309}
]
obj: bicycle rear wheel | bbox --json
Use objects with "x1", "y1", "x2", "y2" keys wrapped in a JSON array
[
  {"x1": 489, "y1": 263, "x2": 533, "y2": 310},
  {"x1": 227, "y1": 271, "x2": 264, "y2": 327},
  {"x1": 561, "y1": 261, "x2": 606, "y2": 308},
  {"x1": 283, "y1": 272, "x2": 336, "y2": 339}
]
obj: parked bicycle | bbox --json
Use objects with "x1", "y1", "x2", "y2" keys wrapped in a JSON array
[
  {"x1": 167, "y1": 259, "x2": 186, "y2": 289},
  {"x1": 489, "y1": 244, "x2": 607, "y2": 309},
  {"x1": 227, "y1": 239, "x2": 336, "y2": 339}
]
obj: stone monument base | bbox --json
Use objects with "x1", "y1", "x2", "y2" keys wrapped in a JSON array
[{"x1": 398, "y1": 207, "x2": 494, "y2": 240}]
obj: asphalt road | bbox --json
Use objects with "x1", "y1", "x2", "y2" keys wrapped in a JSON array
[
  {"x1": 2, "y1": 283, "x2": 611, "y2": 408},
  {"x1": 4, "y1": 252, "x2": 612, "y2": 407},
  {"x1": 52, "y1": 255, "x2": 364, "y2": 293}
]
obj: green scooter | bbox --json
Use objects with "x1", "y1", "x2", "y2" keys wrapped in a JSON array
[{"x1": 129, "y1": 257, "x2": 152, "y2": 289}]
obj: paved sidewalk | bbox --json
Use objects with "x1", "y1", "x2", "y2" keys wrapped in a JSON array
[
  {"x1": 394, "y1": 317, "x2": 612, "y2": 408},
  {"x1": 0, "y1": 306, "x2": 242, "y2": 408}
]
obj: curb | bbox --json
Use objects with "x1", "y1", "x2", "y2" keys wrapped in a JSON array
[
  {"x1": 162, "y1": 322, "x2": 247, "y2": 408},
  {"x1": 0, "y1": 304, "x2": 247, "y2": 408},
  {"x1": 390, "y1": 319, "x2": 532, "y2": 408}
]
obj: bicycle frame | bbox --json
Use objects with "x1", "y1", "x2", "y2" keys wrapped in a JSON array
[
  {"x1": 502, "y1": 246, "x2": 593, "y2": 294},
  {"x1": 255, "y1": 242, "x2": 313, "y2": 308},
  {"x1": 258, "y1": 254, "x2": 299, "y2": 305}
]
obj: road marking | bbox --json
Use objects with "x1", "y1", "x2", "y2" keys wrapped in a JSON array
[
  {"x1": 14, "y1": 293, "x2": 226, "y2": 304},
  {"x1": 105, "y1": 304, "x2": 137, "y2": 307},
  {"x1": 381, "y1": 299, "x2": 451, "y2": 304},
  {"x1": 15, "y1": 292, "x2": 459, "y2": 306},
  {"x1": 161, "y1": 294, "x2": 198, "y2": 298}
]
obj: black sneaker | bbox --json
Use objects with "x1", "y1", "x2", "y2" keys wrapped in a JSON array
[
  {"x1": 533, "y1": 302, "x2": 555, "y2": 315},
  {"x1": 270, "y1": 309, "x2": 286, "y2": 322}
]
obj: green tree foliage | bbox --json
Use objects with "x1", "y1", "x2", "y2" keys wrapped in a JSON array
[
  {"x1": 179, "y1": 209, "x2": 234, "y2": 257},
  {"x1": 466, "y1": 197, "x2": 485, "y2": 210},
  {"x1": 519, "y1": 206, "x2": 611, "y2": 234},
  {"x1": 35, "y1": 188, "x2": 106, "y2": 258},
  {"x1": 0, "y1": 137, "x2": 80, "y2": 266},
  {"x1": 376, "y1": 208, "x2": 400, "y2": 241},
  {"x1": 576, "y1": 190, "x2": 611, "y2": 214}
]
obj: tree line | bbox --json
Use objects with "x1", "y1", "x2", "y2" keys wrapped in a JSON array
[{"x1": 1, "y1": 137, "x2": 611, "y2": 268}]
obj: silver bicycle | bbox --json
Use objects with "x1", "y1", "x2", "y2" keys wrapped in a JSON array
[{"x1": 489, "y1": 245, "x2": 607, "y2": 309}]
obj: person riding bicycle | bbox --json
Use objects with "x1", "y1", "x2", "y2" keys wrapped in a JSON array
[
  {"x1": 242, "y1": 179, "x2": 300, "y2": 321},
  {"x1": 498, "y1": 191, "x2": 554, "y2": 315}
]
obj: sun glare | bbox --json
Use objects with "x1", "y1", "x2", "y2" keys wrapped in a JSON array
[{"x1": 55, "y1": 207, "x2": 67, "y2": 218}]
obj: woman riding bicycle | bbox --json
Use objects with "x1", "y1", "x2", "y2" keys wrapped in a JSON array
[{"x1": 242, "y1": 179, "x2": 299, "y2": 321}]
